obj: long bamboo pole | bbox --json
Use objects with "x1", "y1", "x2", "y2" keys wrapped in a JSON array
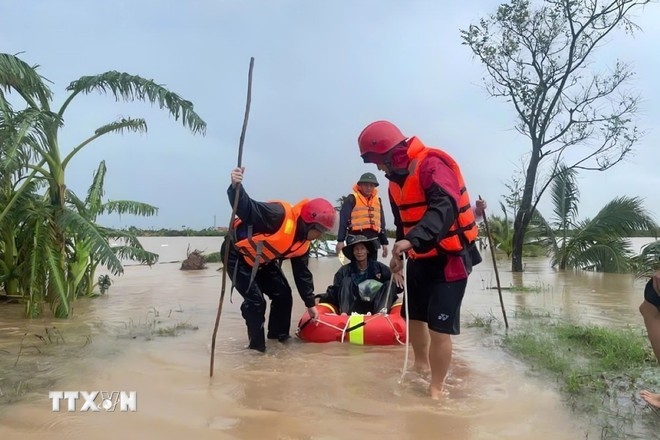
[
  {"x1": 210, "y1": 57, "x2": 255, "y2": 377},
  {"x1": 479, "y1": 195, "x2": 509, "y2": 329}
]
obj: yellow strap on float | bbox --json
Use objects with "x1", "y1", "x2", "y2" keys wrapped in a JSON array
[
  {"x1": 347, "y1": 314, "x2": 365, "y2": 345},
  {"x1": 319, "y1": 302, "x2": 337, "y2": 314}
]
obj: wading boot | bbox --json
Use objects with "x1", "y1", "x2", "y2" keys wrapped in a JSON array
[
  {"x1": 267, "y1": 333, "x2": 291, "y2": 343},
  {"x1": 246, "y1": 325, "x2": 266, "y2": 353}
]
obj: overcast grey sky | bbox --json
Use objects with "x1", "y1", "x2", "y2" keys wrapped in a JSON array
[{"x1": 2, "y1": 1, "x2": 659, "y2": 233}]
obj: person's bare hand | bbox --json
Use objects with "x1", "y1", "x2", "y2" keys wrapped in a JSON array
[
  {"x1": 390, "y1": 255, "x2": 403, "y2": 273},
  {"x1": 382, "y1": 244, "x2": 389, "y2": 258},
  {"x1": 307, "y1": 306, "x2": 319, "y2": 321},
  {"x1": 392, "y1": 239, "x2": 412, "y2": 258},
  {"x1": 390, "y1": 240, "x2": 411, "y2": 272},
  {"x1": 475, "y1": 199, "x2": 487, "y2": 218},
  {"x1": 230, "y1": 167, "x2": 245, "y2": 188},
  {"x1": 392, "y1": 272, "x2": 404, "y2": 289},
  {"x1": 335, "y1": 242, "x2": 345, "y2": 255}
]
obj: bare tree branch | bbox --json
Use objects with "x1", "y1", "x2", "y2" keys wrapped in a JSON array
[{"x1": 461, "y1": 0, "x2": 650, "y2": 271}]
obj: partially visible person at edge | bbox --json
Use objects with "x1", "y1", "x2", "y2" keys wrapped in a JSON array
[
  {"x1": 639, "y1": 270, "x2": 660, "y2": 408},
  {"x1": 220, "y1": 167, "x2": 336, "y2": 353},
  {"x1": 335, "y1": 172, "x2": 390, "y2": 258},
  {"x1": 316, "y1": 235, "x2": 404, "y2": 315},
  {"x1": 357, "y1": 120, "x2": 482, "y2": 399}
]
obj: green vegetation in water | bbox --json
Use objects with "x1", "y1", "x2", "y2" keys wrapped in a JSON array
[
  {"x1": 154, "y1": 321, "x2": 199, "y2": 337},
  {"x1": 0, "y1": 326, "x2": 97, "y2": 406},
  {"x1": 508, "y1": 282, "x2": 550, "y2": 293},
  {"x1": 97, "y1": 274, "x2": 112, "y2": 294},
  {"x1": 467, "y1": 309, "x2": 660, "y2": 439},
  {"x1": 465, "y1": 312, "x2": 498, "y2": 333},
  {"x1": 0, "y1": 306, "x2": 199, "y2": 408},
  {"x1": 203, "y1": 251, "x2": 222, "y2": 263},
  {"x1": 118, "y1": 306, "x2": 200, "y2": 341},
  {"x1": 504, "y1": 320, "x2": 655, "y2": 396}
]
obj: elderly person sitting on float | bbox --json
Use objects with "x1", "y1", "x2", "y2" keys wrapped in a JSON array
[{"x1": 316, "y1": 235, "x2": 404, "y2": 315}]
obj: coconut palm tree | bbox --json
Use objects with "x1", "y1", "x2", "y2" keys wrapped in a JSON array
[
  {"x1": 482, "y1": 203, "x2": 515, "y2": 258},
  {"x1": 0, "y1": 53, "x2": 206, "y2": 317},
  {"x1": 482, "y1": 201, "x2": 549, "y2": 259},
  {"x1": 631, "y1": 240, "x2": 660, "y2": 278},
  {"x1": 536, "y1": 164, "x2": 658, "y2": 272}
]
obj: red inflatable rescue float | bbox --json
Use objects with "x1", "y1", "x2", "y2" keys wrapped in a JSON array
[{"x1": 296, "y1": 302, "x2": 407, "y2": 345}]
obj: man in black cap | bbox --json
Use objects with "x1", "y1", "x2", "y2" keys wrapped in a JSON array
[{"x1": 336, "y1": 172, "x2": 389, "y2": 258}]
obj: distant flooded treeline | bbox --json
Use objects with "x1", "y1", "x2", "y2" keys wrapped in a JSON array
[{"x1": 120, "y1": 225, "x2": 657, "y2": 239}]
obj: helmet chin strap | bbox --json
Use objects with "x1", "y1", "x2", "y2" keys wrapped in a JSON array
[
  {"x1": 388, "y1": 166, "x2": 409, "y2": 177},
  {"x1": 297, "y1": 218, "x2": 315, "y2": 239},
  {"x1": 390, "y1": 144, "x2": 410, "y2": 168}
]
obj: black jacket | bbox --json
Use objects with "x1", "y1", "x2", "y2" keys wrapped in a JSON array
[
  {"x1": 317, "y1": 260, "x2": 402, "y2": 314},
  {"x1": 226, "y1": 185, "x2": 316, "y2": 308}
]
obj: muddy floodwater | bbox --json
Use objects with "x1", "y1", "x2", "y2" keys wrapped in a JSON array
[{"x1": 0, "y1": 237, "x2": 658, "y2": 439}]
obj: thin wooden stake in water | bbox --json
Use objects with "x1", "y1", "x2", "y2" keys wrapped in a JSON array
[
  {"x1": 210, "y1": 57, "x2": 255, "y2": 377},
  {"x1": 479, "y1": 195, "x2": 509, "y2": 329}
]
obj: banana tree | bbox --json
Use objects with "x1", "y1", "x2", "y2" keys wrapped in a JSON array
[
  {"x1": 0, "y1": 97, "x2": 51, "y2": 298},
  {"x1": 66, "y1": 160, "x2": 159, "y2": 297},
  {"x1": 0, "y1": 53, "x2": 206, "y2": 317}
]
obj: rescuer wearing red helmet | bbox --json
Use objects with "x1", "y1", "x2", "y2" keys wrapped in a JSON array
[
  {"x1": 357, "y1": 120, "x2": 483, "y2": 399},
  {"x1": 221, "y1": 167, "x2": 336, "y2": 352}
]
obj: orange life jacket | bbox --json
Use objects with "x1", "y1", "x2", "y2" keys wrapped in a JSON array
[
  {"x1": 349, "y1": 185, "x2": 382, "y2": 233},
  {"x1": 388, "y1": 137, "x2": 478, "y2": 258},
  {"x1": 233, "y1": 200, "x2": 311, "y2": 267}
]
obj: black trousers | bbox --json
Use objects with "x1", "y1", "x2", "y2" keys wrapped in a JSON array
[{"x1": 224, "y1": 246, "x2": 293, "y2": 352}]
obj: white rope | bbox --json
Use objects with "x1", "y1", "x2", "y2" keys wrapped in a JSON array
[
  {"x1": 382, "y1": 313, "x2": 405, "y2": 345},
  {"x1": 324, "y1": 311, "x2": 403, "y2": 343},
  {"x1": 340, "y1": 314, "x2": 353, "y2": 343},
  {"x1": 313, "y1": 318, "x2": 347, "y2": 333},
  {"x1": 398, "y1": 253, "x2": 410, "y2": 385}
]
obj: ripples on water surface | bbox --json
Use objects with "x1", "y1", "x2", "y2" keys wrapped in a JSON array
[{"x1": 0, "y1": 236, "x2": 658, "y2": 439}]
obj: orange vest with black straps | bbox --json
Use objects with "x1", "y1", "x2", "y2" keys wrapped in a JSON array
[
  {"x1": 349, "y1": 185, "x2": 382, "y2": 233},
  {"x1": 389, "y1": 137, "x2": 478, "y2": 258},
  {"x1": 233, "y1": 200, "x2": 311, "y2": 267}
]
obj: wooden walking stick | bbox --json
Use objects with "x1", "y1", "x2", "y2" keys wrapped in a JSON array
[
  {"x1": 478, "y1": 195, "x2": 509, "y2": 329},
  {"x1": 210, "y1": 57, "x2": 255, "y2": 377}
]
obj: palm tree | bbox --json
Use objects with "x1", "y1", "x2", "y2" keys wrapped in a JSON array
[
  {"x1": 537, "y1": 164, "x2": 658, "y2": 272},
  {"x1": 482, "y1": 203, "x2": 515, "y2": 258},
  {"x1": 631, "y1": 240, "x2": 660, "y2": 278},
  {"x1": 0, "y1": 53, "x2": 206, "y2": 317},
  {"x1": 482, "y1": 202, "x2": 548, "y2": 259}
]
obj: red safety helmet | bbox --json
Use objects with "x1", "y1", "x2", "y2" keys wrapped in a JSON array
[
  {"x1": 300, "y1": 198, "x2": 335, "y2": 231},
  {"x1": 358, "y1": 120, "x2": 407, "y2": 163}
]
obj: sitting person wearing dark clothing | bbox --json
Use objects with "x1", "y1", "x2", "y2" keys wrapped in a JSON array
[{"x1": 316, "y1": 235, "x2": 403, "y2": 315}]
